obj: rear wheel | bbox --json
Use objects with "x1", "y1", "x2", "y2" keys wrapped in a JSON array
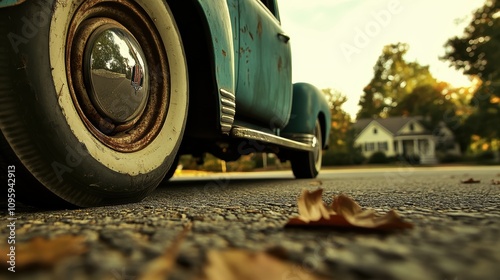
[
  {"x1": 290, "y1": 120, "x2": 322, "y2": 179},
  {"x1": 0, "y1": 0, "x2": 188, "y2": 207}
]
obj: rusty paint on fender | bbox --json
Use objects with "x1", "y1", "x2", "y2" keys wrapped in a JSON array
[
  {"x1": 195, "y1": 0, "x2": 236, "y2": 94},
  {"x1": 234, "y1": 0, "x2": 292, "y2": 129}
]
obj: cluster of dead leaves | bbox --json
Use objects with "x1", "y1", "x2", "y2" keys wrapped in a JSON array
[
  {"x1": 140, "y1": 222, "x2": 329, "y2": 280},
  {"x1": 142, "y1": 229, "x2": 326, "y2": 280},
  {"x1": 460, "y1": 178, "x2": 500, "y2": 185},
  {"x1": 0, "y1": 188, "x2": 412, "y2": 279},
  {"x1": 0, "y1": 227, "x2": 325, "y2": 280},
  {"x1": 0, "y1": 235, "x2": 87, "y2": 269},
  {"x1": 461, "y1": 178, "x2": 481, "y2": 184},
  {"x1": 202, "y1": 248, "x2": 326, "y2": 280},
  {"x1": 286, "y1": 189, "x2": 413, "y2": 231},
  {"x1": 142, "y1": 189, "x2": 412, "y2": 279}
]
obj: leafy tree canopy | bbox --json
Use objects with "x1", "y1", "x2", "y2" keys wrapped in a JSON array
[
  {"x1": 322, "y1": 88, "x2": 351, "y2": 150},
  {"x1": 443, "y1": 0, "x2": 499, "y2": 88},
  {"x1": 443, "y1": 0, "x2": 500, "y2": 142},
  {"x1": 357, "y1": 43, "x2": 437, "y2": 119}
]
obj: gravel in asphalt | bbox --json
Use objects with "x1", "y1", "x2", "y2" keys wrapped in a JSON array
[{"x1": 1, "y1": 166, "x2": 499, "y2": 279}]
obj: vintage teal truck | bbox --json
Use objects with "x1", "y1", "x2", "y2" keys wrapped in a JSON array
[{"x1": 0, "y1": 0, "x2": 331, "y2": 207}]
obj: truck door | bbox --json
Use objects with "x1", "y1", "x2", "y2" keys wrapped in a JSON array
[{"x1": 236, "y1": 0, "x2": 292, "y2": 129}]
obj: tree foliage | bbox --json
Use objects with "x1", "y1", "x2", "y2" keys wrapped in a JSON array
[
  {"x1": 443, "y1": 0, "x2": 499, "y2": 86},
  {"x1": 443, "y1": 0, "x2": 500, "y2": 145},
  {"x1": 323, "y1": 88, "x2": 351, "y2": 150},
  {"x1": 392, "y1": 83, "x2": 456, "y2": 128},
  {"x1": 357, "y1": 42, "x2": 478, "y2": 152},
  {"x1": 322, "y1": 89, "x2": 364, "y2": 165},
  {"x1": 357, "y1": 43, "x2": 437, "y2": 119}
]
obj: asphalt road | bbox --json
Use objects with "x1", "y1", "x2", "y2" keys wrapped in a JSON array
[{"x1": 1, "y1": 165, "x2": 500, "y2": 279}]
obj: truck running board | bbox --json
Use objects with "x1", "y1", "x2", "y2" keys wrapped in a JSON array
[{"x1": 231, "y1": 126, "x2": 316, "y2": 152}]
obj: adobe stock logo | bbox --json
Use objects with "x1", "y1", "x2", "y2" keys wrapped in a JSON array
[{"x1": 340, "y1": 0, "x2": 403, "y2": 62}]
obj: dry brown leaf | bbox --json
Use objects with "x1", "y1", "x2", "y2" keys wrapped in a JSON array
[
  {"x1": 308, "y1": 180, "x2": 323, "y2": 186},
  {"x1": 297, "y1": 188, "x2": 332, "y2": 222},
  {"x1": 138, "y1": 223, "x2": 192, "y2": 280},
  {"x1": 0, "y1": 235, "x2": 87, "y2": 268},
  {"x1": 461, "y1": 178, "x2": 481, "y2": 184},
  {"x1": 202, "y1": 249, "x2": 326, "y2": 280},
  {"x1": 286, "y1": 189, "x2": 413, "y2": 230}
]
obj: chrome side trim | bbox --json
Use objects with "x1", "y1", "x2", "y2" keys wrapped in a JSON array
[
  {"x1": 282, "y1": 133, "x2": 318, "y2": 147},
  {"x1": 220, "y1": 89, "x2": 236, "y2": 135},
  {"x1": 231, "y1": 126, "x2": 315, "y2": 152}
]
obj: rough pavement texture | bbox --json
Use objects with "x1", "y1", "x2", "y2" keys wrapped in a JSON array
[{"x1": 1, "y1": 166, "x2": 499, "y2": 279}]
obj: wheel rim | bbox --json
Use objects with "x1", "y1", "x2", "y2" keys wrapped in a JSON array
[{"x1": 66, "y1": 0, "x2": 170, "y2": 152}]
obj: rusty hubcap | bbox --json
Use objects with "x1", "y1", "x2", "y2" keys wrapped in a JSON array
[
  {"x1": 66, "y1": 0, "x2": 170, "y2": 152},
  {"x1": 84, "y1": 24, "x2": 149, "y2": 123}
]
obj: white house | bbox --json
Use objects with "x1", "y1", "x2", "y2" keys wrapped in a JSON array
[{"x1": 353, "y1": 116, "x2": 460, "y2": 164}]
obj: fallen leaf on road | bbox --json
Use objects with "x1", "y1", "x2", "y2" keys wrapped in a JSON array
[
  {"x1": 0, "y1": 235, "x2": 87, "y2": 268},
  {"x1": 308, "y1": 180, "x2": 323, "y2": 186},
  {"x1": 202, "y1": 249, "x2": 326, "y2": 280},
  {"x1": 491, "y1": 179, "x2": 500, "y2": 185},
  {"x1": 286, "y1": 189, "x2": 413, "y2": 230},
  {"x1": 138, "y1": 223, "x2": 192, "y2": 280},
  {"x1": 461, "y1": 178, "x2": 481, "y2": 184}
]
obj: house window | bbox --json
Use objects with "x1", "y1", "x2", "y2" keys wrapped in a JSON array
[
  {"x1": 409, "y1": 123, "x2": 414, "y2": 131},
  {"x1": 378, "y1": 142, "x2": 388, "y2": 152},
  {"x1": 373, "y1": 128, "x2": 378, "y2": 134},
  {"x1": 365, "y1": 142, "x2": 375, "y2": 152}
]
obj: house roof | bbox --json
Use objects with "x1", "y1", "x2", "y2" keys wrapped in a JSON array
[{"x1": 353, "y1": 116, "x2": 428, "y2": 136}]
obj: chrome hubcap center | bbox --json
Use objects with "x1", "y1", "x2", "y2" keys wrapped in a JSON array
[{"x1": 84, "y1": 25, "x2": 149, "y2": 123}]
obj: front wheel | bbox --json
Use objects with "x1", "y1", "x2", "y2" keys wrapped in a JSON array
[
  {"x1": 0, "y1": 0, "x2": 188, "y2": 207},
  {"x1": 290, "y1": 120, "x2": 323, "y2": 179},
  {"x1": 161, "y1": 154, "x2": 180, "y2": 182}
]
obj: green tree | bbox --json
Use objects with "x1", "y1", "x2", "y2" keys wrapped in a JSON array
[
  {"x1": 393, "y1": 83, "x2": 472, "y2": 152},
  {"x1": 357, "y1": 43, "x2": 437, "y2": 119},
  {"x1": 322, "y1": 89, "x2": 364, "y2": 165},
  {"x1": 357, "y1": 54, "x2": 387, "y2": 119},
  {"x1": 393, "y1": 84, "x2": 455, "y2": 127},
  {"x1": 359, "y1": 42, "x2": 473, "y2": 152},
  {"x1": 323, "y1": 88, "x2": 351, "y2": 150},
  {"x1": 443, "y1": 0, "x2": 499, "y2": 87},
  {"x1": 442, "y1": 0, "x2": 500, "y2": 153}
]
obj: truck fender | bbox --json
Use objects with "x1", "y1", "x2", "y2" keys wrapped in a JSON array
[
  {"x1": 283, "y1": 83, "x2": 331, "y2": 149},
  {"x1": 194, "y1": 0, "x2": 236, "y2": 134}
]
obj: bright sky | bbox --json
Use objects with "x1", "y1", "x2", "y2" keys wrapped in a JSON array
[{"x1": 278, "y1": 0, "x2": 485, "y2": 119}]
